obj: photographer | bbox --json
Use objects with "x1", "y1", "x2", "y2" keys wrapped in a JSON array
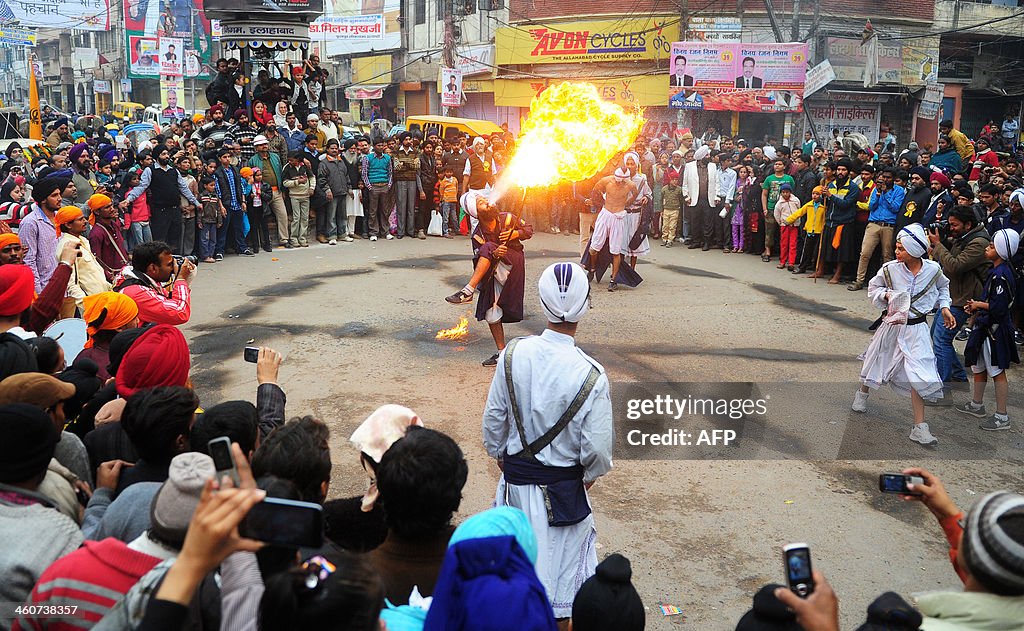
[
  {"x1": 928, "y1": 206, "x2": 992, "y2": 383},
  {"x1": 114, "y1": 241, "x2": 195, "y2": 326}
]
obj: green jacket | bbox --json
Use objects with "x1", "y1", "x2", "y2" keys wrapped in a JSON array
[
  {"x1": 919, "y1": 590, "x2": 1024, "y2": 630},
  {"x1": 248, "y1": 153, "x2": 283, "y2": 191}
]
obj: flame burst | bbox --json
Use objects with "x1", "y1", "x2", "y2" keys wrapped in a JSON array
[
  {"x1": 495, "y1": 82, "x2": 644, "y2": 197},
  {"x1": 435, "y1": 317, "x2": 469, "y2": 341}
]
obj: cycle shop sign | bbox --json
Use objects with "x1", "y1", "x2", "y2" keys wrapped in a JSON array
[{"x1": 496, "y1": 17, "x2": 678, "y2": 64}]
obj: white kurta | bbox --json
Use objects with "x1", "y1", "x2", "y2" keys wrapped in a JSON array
[
  {"x1": 624, "y1": 173, "x2": 652, "y2": 257},
  {"x1": 482, "y1": 329, "x2": 614, "y2": 618},
  {"x1": 57, "y1": 234, "x2": 112, "y2": 310},
  {"x1": 858, "y1": 259, "x2": 951, "y2": 401}
]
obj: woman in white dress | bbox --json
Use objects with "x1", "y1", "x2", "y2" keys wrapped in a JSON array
[
  {"x1": 621, "y1": 152, "x2": 652, "y2": 267},
  {"x1": 851, "y1": 223, "x2": 957, "y2": 446}
]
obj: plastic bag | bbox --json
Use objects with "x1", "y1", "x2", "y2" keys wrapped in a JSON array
[{"x1": 427, "y1": 210, "x2": 443, "y2": 236}]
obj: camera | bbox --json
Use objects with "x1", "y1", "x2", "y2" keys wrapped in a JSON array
[
  {"x1": 927, "y1": 220, "x2": 948, "y2": 240},
  {"x1": 173, "y1": 255, "x2": 198, "y2": 266}
]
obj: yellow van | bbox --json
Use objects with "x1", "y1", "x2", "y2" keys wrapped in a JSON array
[
  {"x1": 112, "y1": 102, "x2": 146, "y2": 122},
  {"x1": 405, "y1": 115, "x2": 503, "y2": 141}
]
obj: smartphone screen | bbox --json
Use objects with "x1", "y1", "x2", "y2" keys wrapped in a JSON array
[
  {"x1": 240, "y1": 497, "x2": 323, "y2": 548},
  {"x1": 783, "y1": 544, "x2": 814, "y2": 597},
  {"x1": 879, "y1": 473, "x2": 923, "y2": 495},
  {"x1": 243, "y1": 346, "x2": 260, "y2": 363}
]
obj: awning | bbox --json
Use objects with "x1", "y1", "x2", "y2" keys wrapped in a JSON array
[
  {"x1": 218, "y1": 21, "x2": 310, "y2": 49},
  {"x1": 345, "y1": 84, "x2": 389, "y2": 100}
]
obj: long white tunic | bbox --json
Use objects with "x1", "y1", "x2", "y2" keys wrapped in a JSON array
[
  {"x1": 858, "y1": 259, "x2": 952, "y2": 401},
  {"x1": 482, "y1": 329, "x2": 614, "y2": 618}
]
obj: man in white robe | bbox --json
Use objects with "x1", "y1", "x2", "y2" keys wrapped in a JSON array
[{"x1": 483, "y1": 262, "x2": 613, "y2": 625}]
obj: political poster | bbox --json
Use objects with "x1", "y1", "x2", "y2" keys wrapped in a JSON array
[
  {"x1": 324, "y1": 0, "x2": 403, "y2": 56},
  {"x1": 441, "y1": 68, "x2": 463, "y2": 108},
  {"x1": 161, "y1": 78, "x2": 186, "y2": 121},
  {"x1": 127, "y1": 35, "x2": 160, "y2": 77},
  {"x1": 159, "y1": 37, "x2": 183, "y2": 76},
  {"x1": 124, "y1": 0, "x2": 213, "y2": 79},
  {"x1": 310, "y1": 14, "x2": 385, "y2": 41},
  {"x1": 2, "y1": 0, "x2": 110, "y2": 31},
  {"x1": 668, "y1": 42, "x2": 808, "y2": 113}
]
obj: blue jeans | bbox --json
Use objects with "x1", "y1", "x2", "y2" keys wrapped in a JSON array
[
  {"x1": 217, "y1": 210, "x2": 248, "y2": 255},
  {"x1": 129, "y1": 221, "x2": 152, "y2": 250},
  {"x1": 932, "y1": 305, "x2": 968, "y2": 382},
  {"x1": 198, "y1": 223, "x2": 217, "y2": 258},
  {"x1": 440, "y1": 202, "x2": 457, "y2": 235}
]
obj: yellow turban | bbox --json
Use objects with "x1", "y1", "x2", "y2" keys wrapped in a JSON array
[
  {"x1": 82, "y1": 292, "x2": 139, "y2": 347},
  {"x1": 0, "y1": 233, "x2": 20, "y2": 249}
]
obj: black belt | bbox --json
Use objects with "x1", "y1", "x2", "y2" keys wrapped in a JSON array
[
  {"x1": 869, "y1": 313, "x2": 928, "y2": 330},
  {"x1": 870, "y1": 221, "x2": 895, "y2": 227}
]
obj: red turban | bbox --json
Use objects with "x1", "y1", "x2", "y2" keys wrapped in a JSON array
[
  {"x1": 0, "y1": 265, "x2": 34, "y2": 317},
  {"x1": 209, "y1": 104, "x2": 224, "y2": 114},
  {"x1": 115, "y1": 324, "x2": 191, "y2": 397},
  {"x1": 929, "y1": 171, "x2": 951, "y2": 189}
]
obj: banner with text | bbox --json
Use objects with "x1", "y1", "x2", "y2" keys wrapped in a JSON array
[
  {"x1": 310, "y1": 14, "x2": 384, "y2": 41},
  {"x1": 496, "y1": 17, "x2": 678, "y2": 65},
  {"x1": 668, "y1": 42, "x2": 808, "y2": 113},
  {"x1": 159, "y1": 37, "x2": 183, "y2": 76},
  {"x1": 324, "y1": 0, "x2": 400, "y2": 55},
  {"x1": 160, "y1": 78, "x2": 186, "y2": 121},
  {"x1": 2, "y1": 0, "x2": 109, "y2": 30},
  {"x1": 807, "y1": 100, "x2": 881, "y2": 144},
  {"x1": 124, "y1": 0, "x2": 213, "y2": 79}
]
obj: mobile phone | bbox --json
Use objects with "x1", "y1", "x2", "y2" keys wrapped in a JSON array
[
  {"x1": 879, "y1": 473, "x2": 924, "y2": 496},
  {"x1": 243, "y1": 346, "x2": 260, "y2": 363},
  {"x1": 783, "y1": 543, "x2": 815, "y2": 597},
  {"x1": 239, "y1": 497, "x2": 323, "y2": 548},
  {"x1": 207, "y1": 437, "x2": 240, "y2": 487}
]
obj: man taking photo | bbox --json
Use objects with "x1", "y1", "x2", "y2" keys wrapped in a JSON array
[
  {"x1": 928, "y1": 205, "x2": 991, "y2": 385},
  {"x1": 114, "y1": 240, "x2": 195, "y2": 326}
]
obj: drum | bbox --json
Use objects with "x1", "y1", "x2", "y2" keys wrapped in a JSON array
[{"x1": 43, "y1": 318, "x2": 88, "y2": 364}]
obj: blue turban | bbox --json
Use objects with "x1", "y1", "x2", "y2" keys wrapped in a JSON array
[{"x1": 448, "y1": 507, "x2": 538, "y2": 563}]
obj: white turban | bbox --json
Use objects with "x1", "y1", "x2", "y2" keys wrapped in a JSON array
[
  {"x1": 623, "y1": 151, "x2": 640, "y2": 172},
  {"x1": 461, "y1": 190, "x2": 488, "y2": 219},
  {"x1": 538, "y1": 262, "x2": 591, "y2": 323},
  {"x1": 897, "y1": 224, "x2": 929, "y2": 258},
  {"x1": 1009, "y1": 188, "x2": 1024, "y2": 210},
  {"x1": 694, "y1": 145, "x2": 711, "y2": 161},
  {"x1": 472, "y1": 136, "x2": 486, "y2": 148},
  {"x1": 992, "y1": 228, "x2": 1021, "y2": 262},
  {"x1": 614, "y1": 167, "x2": 629, "y2": 182},
  {"x1": 763, "y1": 146, "x2": 778, "y2": 160}
]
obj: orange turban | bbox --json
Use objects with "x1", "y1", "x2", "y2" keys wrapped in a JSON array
[
  {"x1": 54, "y1": 206, "x2": 84, "y2": 236},
  {"x1": 0, "y1": 233, "x2": 20, "y2": 249},
  {"x1": 82, "y1": 292, "x2": 139, "y2": 348},
  {"x1": 87, "y1": 194, "x2": 112, "y2": 225},
  {"x1": 239, "y1": 167, "x2": 253, "y2": 179}
]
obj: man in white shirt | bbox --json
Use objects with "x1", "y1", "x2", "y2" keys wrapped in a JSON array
[{"x1": 483, "y1": 262, "x2": 613, "y2": 626}]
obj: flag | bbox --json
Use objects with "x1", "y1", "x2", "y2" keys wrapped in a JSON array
[
  {"x1": 0, "y1": 0, "x2": 16, "y2": 23},
  {"x1": 28, "y1": 54, "x2": 42, "y2": 140}
]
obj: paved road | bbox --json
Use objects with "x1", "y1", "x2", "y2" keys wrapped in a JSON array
[{"x1": 182, "y1": 232, "x2": 1024, "y2": 629}]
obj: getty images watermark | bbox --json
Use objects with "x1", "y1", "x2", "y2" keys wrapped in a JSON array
[{"x1": 612, "y1": 382, "x2": 1024, "y2": 460}]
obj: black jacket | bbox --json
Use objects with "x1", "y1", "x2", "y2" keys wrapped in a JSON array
[
  {"x1": 896, "y1": 184, "x2": 933, "y2": 231},
  {"x1": 214, "y1": 165, "x2": 245, "y2": 211}
]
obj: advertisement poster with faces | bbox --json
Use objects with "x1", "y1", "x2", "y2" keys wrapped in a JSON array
[
  {"x1": 440, "y1": 68, "x2": 463, "y2": 108},
  {"x1": 668, "y1": 42, "x2": 808, "y2": 113},
  {"x1": 159, "y1": 37, "x2": 183, "y2": 76}
]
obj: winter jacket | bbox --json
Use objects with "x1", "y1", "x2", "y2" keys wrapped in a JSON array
[
  {"x1": 317, "y1": 157, "x2": 350, "y2": 196},
  {"x1": 918, "y1": 591, "x2": 1024, "y2": 631},
  {"x1": 282, "y1": 163, "x2": 315, "y2": 198},
  {"x1": 931, "y1": 223, "x2": 991, "y2": 307}
]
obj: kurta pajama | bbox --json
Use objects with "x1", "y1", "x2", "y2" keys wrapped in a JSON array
[{"x1": 471, "y1": 212, "x2": 533, "y2": 324}]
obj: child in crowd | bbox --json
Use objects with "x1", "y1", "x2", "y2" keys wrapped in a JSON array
[
  {"x1": 438, "y1": 166, "x2": 459, "y2": 239},
  {"x1": 247, "y1": 168, "x2": 273, "y2": 253},
  {"x1": 774, "y1": 183, "x2": 802, "y2": 271},
  {"x1": 660, "y1": 173, "x2": 683, "y2": 247},
  {"x1": 959, "y1": 229, "x2": 1020, "y2": 431},
  {"x1": 788, "y1": 186, "x2": 825, "y2": 274},
  {"x1": 728, "y1": 165, "x2": 752, "y2": 253},
  {"x1": 124, "y1": 172, "x2": 151, "y2": 249},
  {"x1": 197, "y1": 176, "x2": 224, "y2": 263},
  {"x1": 95, "y1": 160, "x2": 114, "y2": 186}
]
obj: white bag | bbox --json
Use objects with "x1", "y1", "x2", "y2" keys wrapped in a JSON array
[{"x1": 427, "y1": 210, "x2": 443, "y2": 236}]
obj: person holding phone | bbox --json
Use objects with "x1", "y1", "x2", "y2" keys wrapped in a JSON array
[{"x1": 114, "y1": 241, "x2": 194, "y2": 326}]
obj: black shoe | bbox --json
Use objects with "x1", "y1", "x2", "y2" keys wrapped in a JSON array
[
  {"x1": 242, "y1": 249, "x2": 255, "y2": 256},
  {"x1": 214, "y1": 253, "x2": 224, "y2": 261},
  {"x1": 688, "y1": 242, "x2": 702, "y2": 249},
  {"x1": 445, "y1": 289, "x2": 474, "y2": 304},
  {"x1": 847, "y1": 282, "x2": 864, "y2": 291},
  {"x1": 955, "y1": 326, "x2": 972, "y2": 342},
  {"x1": 263, "y1": 247, "x2": 273, "y2": 253},
  {"x1": 482, "y1": 352, "x2": 499, "y2": 367},
  {"x1": 701, "y1": 244, "x2": 710, "y2": 251},
  {"x1": 1016, "y1": 331, "x2": 1024, "y2": 346}
]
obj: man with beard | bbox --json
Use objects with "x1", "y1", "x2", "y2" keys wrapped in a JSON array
[
  {"x1": 191, "y1": 104, "x2": 232, "y2": 147},
  {"x1": 342, "y1": 139, "x2": 364, "y2": 240},
  {"x1": 68, "y1": 144, "x2": 101, "y2": 208},
  {"x1": 247, "y1": 135, "x2": 289, "y2": 248},
  {"x1": 849, "y1": 167, "x2": 902, "y2": 291},
  {"x1": 46, "y1": 118, "x2": 72, "y2": 149},
  {"x1": 923, "y1": 171, "x2": 954, "y2": 226},
  {"x1": 120, "y1": 144, "x2": 201, "y2": 253},
  {"x1": 87, "y1": 194, "x2": 130, "y2": 282},
  {"x1": 896, "y1": 167, "x2": 933, "y2": 232},
  {"x1": 682, "y1": 146, "x2": 719, "y2": 251},
  {"x1": 818, "y1": 158, "x2": 860, "y2": 284},
  {"x1": 227, "y1": 109, "x2": 259, "y2": 164}
]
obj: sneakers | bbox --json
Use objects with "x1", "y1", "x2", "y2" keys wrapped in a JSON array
[
  {"x1": 608, "y1": 281, "x2": 619, "y2": 292},
  {"x1": 370, "y1": 235, "x2": 378, "y2": 242},
  {"x1": 445, "y1": 289, "x2": 474, "y2": 304},
  {"x1": 851, "y1": 390, "x2": 869, "y2": 413},
  {"x1": 482, "y1": 352, "x2": 500, "y2": 367},
  {"x1": 417, "y1": 230, "x2": 426, "y2": 240},
  {"x1": 909, "y1": 422, "x2": 938, "y2": 446},
  {"x1": 1015, "y1": 330, "x2": 1024, "y2": 346},
  {"x1": 385, "y1": 234, "x2": 394, "y2": 240},
  {"x1": 328, "y1": 238, "x2": 337, "y2": 245},
  {"x1": 214, "y1": 253, "x2": 224, "y2": 261},
  {"x1": 955, "y1": 326, "x2": 972, "y2": 342},
  {"x1": 342, "y1": 235, "x2": 354, "y2": 242},
  {"x1": 242, "y1": 249, "x2": 255, "y2": 256},
  {"x1": 956, "y1": 401, "x2": 988, "y2": 418},
  {"x1": 980, "y1": 415, "x2": 1011, "y2": 431}
]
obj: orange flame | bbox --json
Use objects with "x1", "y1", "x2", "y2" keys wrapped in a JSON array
[
  {"x1": 495, "y1": 82, "x2": 644, "y2": 197},
  {"x1": 435, "y1": 316, "x2": 469, "y2": 341}
]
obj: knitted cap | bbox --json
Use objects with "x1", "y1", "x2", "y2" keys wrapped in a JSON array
[
  {"x1": 149, "y1": 452, "x2": 216, "y2": 548},
  {"x1": 961, "y1": 491, "x2": 1024, "y2": 595}
]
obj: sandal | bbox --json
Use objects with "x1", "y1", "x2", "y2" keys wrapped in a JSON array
[{"x1": 761, "y1": 255, "x2": 771, "y2": 262}]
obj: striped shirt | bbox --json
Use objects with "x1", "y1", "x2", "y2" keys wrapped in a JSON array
[{"x1": 19, "y1": 205, "x2": 59, "y2": 293}]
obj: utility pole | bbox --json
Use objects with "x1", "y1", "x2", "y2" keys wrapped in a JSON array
[
  {"x1": 762, "y1": 0, "x2": 819, "y2": 147},
  {"x1": 790, "y1": 0, "x2": 800, "y2": 41},
  {"x1": 677, "y1": 0, "x2": 690, "y2": 134},
  {"x1": 441, "y1": 0, "x2": 456, "y2": 116}
]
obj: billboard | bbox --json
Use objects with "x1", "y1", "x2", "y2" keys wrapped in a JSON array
[
  {"x1": 323, "y1": 0, "x2": 400, "y2": 55},
  {"x1": 161, "y1": 78, "x2": 186, "y2": 120},
  {"x1": 124, "y1": 0, "x2": 213, "y2": 79},
  {"x1": 807, "y1": 100, "x2": 880, "y2": 144},
  {"x1": 668, "y1": 42, "x2": 808, "y2": 112},
  {"x1": 826, "y1": 37, "x2": 901, "y2": 84},
  {"x1": 159, "y1": 37, "x2": 183, "y2": 76},
  {"x1": 203, "y1": 0, "x2": 322, "y2": 12},
  {"x1": 440, "y1": 68, "x2": 462, "y2": 108},
  {"x1": 496, "y1": 17, "x2": 678, "y2": 65},
  {"x1": 2, "y1": 0, "x2": 109, "y2": 30},
  {"x1": 127, "y1": 34, "x2": 160, "y2": 78}
]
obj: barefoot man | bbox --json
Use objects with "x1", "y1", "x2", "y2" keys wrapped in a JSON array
[{"x1": 585, "y1": 167, "x2": 637, "y2": 291}]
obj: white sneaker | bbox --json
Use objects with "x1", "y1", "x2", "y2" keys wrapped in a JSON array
[
  {"x1": 343, "y1": 235, "x2": 354, "y2": 242},
  {"x1": 676, "y1": 237, "x2": 686, "y2": 243},
  {"x1": 385, "y1": 234, "x2": 394, "y2": 240},
  {"x1": 328, "y1": 238, "x2": 337, "y2": 245},
  {"x1": 370, "y1": 235, "x2": 378, "y2": 241},
  {"x1": 852, "y1": 390, "x2": 869, "y2": 413},
  {"x1": 909, "y1": 422, "x2": 938, "y2": 446}
]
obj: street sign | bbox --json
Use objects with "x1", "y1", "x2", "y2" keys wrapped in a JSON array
[
  {"x1": 804, "y1": 60, "x2": 836, "y2": 98},
  {"x1": 0, "y1": 27, "x2": 37, "y2": 46}
]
